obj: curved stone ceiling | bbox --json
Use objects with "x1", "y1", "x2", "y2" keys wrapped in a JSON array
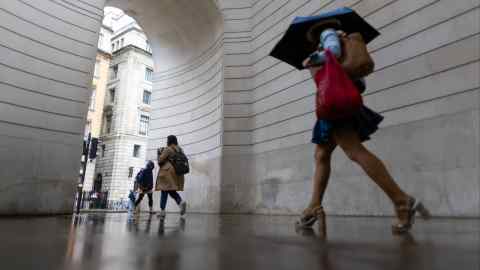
[{"x1": 106, "y1": 0, "x2": 223, "y2": 72}]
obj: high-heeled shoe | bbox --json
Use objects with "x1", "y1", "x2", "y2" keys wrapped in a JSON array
[
  {"x1": 295, "y1": 205, "x2": 325, "y2": 228},
  {"x1": 392, "y1": 197, "x2": 431, "y2": 234}
]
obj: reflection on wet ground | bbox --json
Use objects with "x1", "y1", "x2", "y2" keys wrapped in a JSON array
[{"x1": 0, "y1": 213, "x2": 478, "y2": 270}]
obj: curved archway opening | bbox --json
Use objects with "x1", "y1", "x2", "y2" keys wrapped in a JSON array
[{"x1": 88, "y1": 0, "x2": 225, "y2": 211}]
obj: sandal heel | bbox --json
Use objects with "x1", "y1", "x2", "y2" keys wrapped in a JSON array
[
  {"x1": 296, "y1": 206, "x2": 323, "y2": 228},
  {"x1": 296, "y1": 216, "x2": 318, "y2": 228},
  {"x1": 317, "y1": 210, "x2": 327, "y2": 234},
  {"x1": 415, "y1": 202, "x2": 431, "y2": 220},
  {"x1": 392, "y1": 197, "x2": 417, "y2": 234}
]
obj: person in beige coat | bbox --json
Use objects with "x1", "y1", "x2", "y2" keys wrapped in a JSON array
[{"x1": 155, "y1": 135, "x2": 187, "y2": 218}]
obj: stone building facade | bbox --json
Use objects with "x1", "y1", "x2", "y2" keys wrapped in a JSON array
[
  {"x1": 80, "y1": 12, "x2": 155, "y2": 204},
  {"x1": 82, "y1": 50, "x2": 112, "y2": 193},
  {"x1": 95, "y1": 40, "x2": 153, "y2": 202},
  {"x1": 82, "y1": 25, "x2": 112, "y2": 193}
]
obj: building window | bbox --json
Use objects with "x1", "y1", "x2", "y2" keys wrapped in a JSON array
[
  {"x1": 145, "y1": 67, "x2": 153, "y2": 82},
  {"x1": 146, "y1": 40, "x2": 151, "y2": 52},
  {"x1": 116, "y1": 40, "x2": 119, "y2": 49},
  {"x1": 120, "y1": 38, "x2": 124, "y2": 48},
  {"x1": 101, "y1": 145, "x2": 106, "y2": 157},
  {"x1": 105, "y1": 115, "x2": 112, "y2": 134},
  {"x1": 94, "y1": 60, "x2": 100, "y2": 78},
  {"x1": 89, "y1": 89, "x2": 96, "y2": 111},
  {"x1": 109, "y1": 88, "x2": 115, "y2": 103},
  {"x1": 133, "y1": 145, "x2": 141, "y2": 158},
  {"x1": 94, "y1": 174, "x2": 103, "y2": 192},
  {"x1": 110, "y1": 65, "x2": 118, "y2": 80},
  {"x1": 128, "y1": 167, "x2": 134, "y2": 178},
  {"x1": 111, "y1": 43, "x2": 115, "y2": 51},
  {"x1": 139, "y1": 115, "x2": 149, "y2": 136},
  {"x1": 98, "y1": 33, "x2": 104, "y2": 49},
  {"x1": 142, "y1": 90, "x2": 151, "y2": 105}
]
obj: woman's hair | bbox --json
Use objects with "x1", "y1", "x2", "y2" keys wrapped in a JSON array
[
  {"x1": 306, "y1": 19, "x2": 342, "y2": 45},
  {"x1": 167, "y1": 135, "x2": 178, "y2": 146}
]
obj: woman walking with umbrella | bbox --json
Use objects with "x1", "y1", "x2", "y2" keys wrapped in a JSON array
[{"x1": 270, "y1": 8, "x2": 430, "y2": 233}]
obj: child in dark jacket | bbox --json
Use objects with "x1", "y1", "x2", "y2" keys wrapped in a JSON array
[
  {"x1": 127, "y1": 190, "x2": 137, "y2": 220},
  {"x1": 134, "y1": 161, "x2": 155, "y2": 214}
]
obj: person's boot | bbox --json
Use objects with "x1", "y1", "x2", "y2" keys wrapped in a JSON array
[
  {"x1": 179, "y1": 201, "x2": 187, "y2": 216},
  {"x1": 149, "y1": 206, "x2": 154, "y2": 215},
  {"x1": 157, "y1": 210, "x2": 166, "y2": 219}
]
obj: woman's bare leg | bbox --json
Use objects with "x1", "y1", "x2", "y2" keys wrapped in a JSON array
[
  {"x1": 308, "y1": 142, "x2": 336, "y2": 208},
  {"x1": 332, "y1": 128, "x2": 408, "y2": 205}
]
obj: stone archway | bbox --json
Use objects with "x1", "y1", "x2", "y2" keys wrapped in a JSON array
[
  {"x1": 0, "y1": 0, "x2": 226, "y2": 214},
  {"x1": 105, "y1": 0, "x2": 226, "y2": 213}
]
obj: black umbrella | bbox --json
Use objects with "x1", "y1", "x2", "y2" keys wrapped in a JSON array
[{"x1": 269, "y1": 7, "x2": 380, "y2": 70}]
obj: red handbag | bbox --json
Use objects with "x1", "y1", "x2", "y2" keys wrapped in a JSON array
[{"x1": 314, "y1": 50, "x2": 363, "y2": 120}]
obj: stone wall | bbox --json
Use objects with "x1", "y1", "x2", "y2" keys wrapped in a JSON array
[
  {"x1": 0, "y1": 0, "x2": 104, "y2": 214},
  {"x1": 219, "y1": 0, "x2": 479, "y2": 217},
  {"x1": 0, "y1": 0, "x2": 478, "y2": 216}
]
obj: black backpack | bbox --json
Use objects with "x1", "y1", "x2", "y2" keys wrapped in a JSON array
[
  {"x1": 135, "y1": 169, "x2": 144, "y2": 183},
  {"x1": 135, "y1": 169, "x2": 143, "y2": 183},
  {"x1": 169, "y1": 147, "x2": 190, "y2": 175}
]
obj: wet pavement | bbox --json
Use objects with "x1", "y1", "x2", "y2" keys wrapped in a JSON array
[{"x1": 0, "y1": 213, "x2": 478, "y2": 270}]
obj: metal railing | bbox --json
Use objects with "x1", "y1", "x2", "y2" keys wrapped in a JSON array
[
  {"x1": 77, "y1": 191, "x2": 109, "y2": 210},
  {"x1": 74, "y1": 190, "x2": 133, "y2": 211}
]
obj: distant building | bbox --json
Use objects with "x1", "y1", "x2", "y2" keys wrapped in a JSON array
[
  {"x1": 97, "y1": 24, "x2": 114, "y2": 54},
  {"x1": 82, "y1": 25, "x2": 113, "y2": 194},
  {"x1": 94, "y1": 16, "x2": 153, "y2": 203},
  {"x1": 110, "y1": 22, "x2": 152, "y2": 54}
]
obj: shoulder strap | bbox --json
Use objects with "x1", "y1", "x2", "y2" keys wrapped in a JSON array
[{"x1": 171, "y1": 145, "x2": 181, "y2": 154}]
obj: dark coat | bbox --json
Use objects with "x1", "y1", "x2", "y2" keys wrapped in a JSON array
[{"x1": 137, "y1": 161, "x2": 154, "y2": 191}]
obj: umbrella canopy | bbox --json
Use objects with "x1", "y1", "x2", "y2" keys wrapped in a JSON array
[{"x1": 269, "y1": 7, "x2": 380, "y2": 70}]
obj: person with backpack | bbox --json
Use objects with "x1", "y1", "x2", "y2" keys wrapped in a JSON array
[
  {"x1": 155, "y1": 135, "x2": 188, "y2": 219},
  {"x1": 297, "y1": 19, "x2": 430, "y2": 234},
  {"x1": 134, "y1": 160, "x2": 155, "y2": 214}
]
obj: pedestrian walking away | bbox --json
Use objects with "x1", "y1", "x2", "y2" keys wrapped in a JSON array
[
  {"x1": 134, "y1": 160, "x2": 155, "y2": 214},
  {"x1": 155, "y1": 135, "x2": 189, "y2": 219}
]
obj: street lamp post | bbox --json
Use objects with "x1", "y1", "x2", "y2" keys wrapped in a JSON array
[{"x1": 76, "y1": 133, "x2": 91, "y2": 215}]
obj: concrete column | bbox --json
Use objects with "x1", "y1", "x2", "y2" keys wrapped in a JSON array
[{"x1": 0, "y1": 0, "x2": 105, "y2": 214}]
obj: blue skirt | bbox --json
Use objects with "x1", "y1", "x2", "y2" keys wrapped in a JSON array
[{"x1": 312, "y1": 105, "x2": 384, "y2": 144}]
